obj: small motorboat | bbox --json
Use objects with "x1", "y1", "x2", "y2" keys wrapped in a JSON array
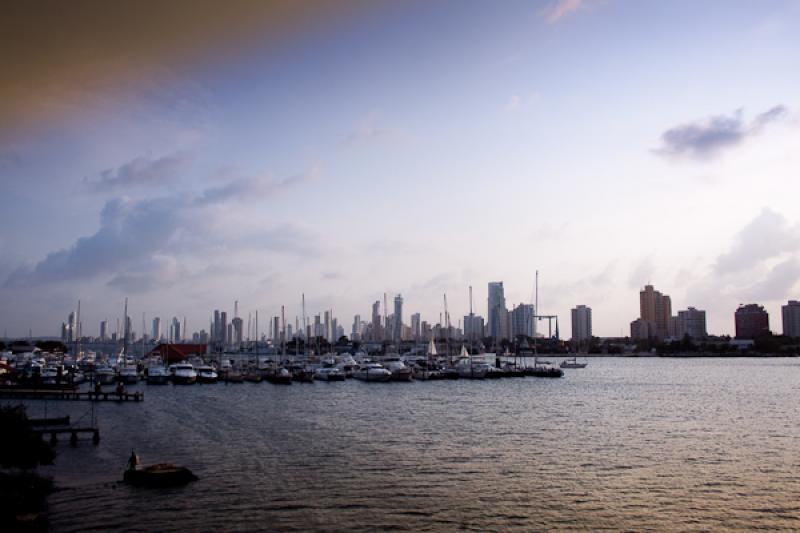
[
  {"x1": 353, "y1": 363, "x2": 391, "y2": 382},
  {"x1": 383, "y1": 359, "x2": 413, "y2": 381},
  {"x1": 315, "y1": 367, "x2": 345, "y2": 381},
  {"x1": 196, "y1": 366, "x2": 219, "y2": 384},
  {"x1": 170, "y1": 364, "x2": 197, "y2": 385},
  {"x1": 124, "y1": 463, "x2": 198, "y2": 487},
  {"x1": 560, "y1": 357, "x2": 588, "y2": 369},
  {"x1": 146, "y1": 365, "x2": 170, "y2": 385},
  {"x1": 265, "y1": 367, "x2": 292, "y2": 385}
]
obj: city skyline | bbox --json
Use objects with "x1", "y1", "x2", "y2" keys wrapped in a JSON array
[{"x1": 2, "y1": 1, "x2": 800, "y2": 337}]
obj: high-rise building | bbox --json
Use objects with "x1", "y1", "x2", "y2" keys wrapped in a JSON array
[
  {"x1": 571, "y1": 305, "x2": 592, "y2": 343},
  {"x1": 100, "y1": 320, "x2": 109, "y2": 341},
  {"x1": 220, "y1": 312, "x2": 228, "y2": 345},
  {"x1": 322, "y1": 311, "x2": 331, "y2": 342},
  {"x1": 67, "y1": 311, "x2": 76, "y2": 343},
  {"x1": 393, "y1": 294, "x2": 403, "y2": 342},
  {"x1": 676, "y1": 307, "x2": 707, "y2": 339},
  {"x1": 410, "y1": 313, "x2": 421, "y2": 340},
  {"x1": 213, "y1": 310, "x2": 221, "y2": 343},
  {"x1": 510, "y1": 304, "x2": 535, "y2": 338},
  {"x1": 371, "y1": 300, "x2": 382, "y2": 341},
  {"x1": 639, "y1": 285, "x2": 672, "y2": 339},
  {"x1": 352, "y1": 314, "x2": 361, "y2": 339},
  {"x1": 332, "y1": 318, "x2": 339, "y2": 342},
  {"x1": 463, "y1": 313, "x2": 485, "y2": 341},
  {"x1": 735, "y1": 304, "x2": 769, "y2": 339},
  {"x1": 232, "y1": 316, "x2": 243, "y2": 345},
  {"x1": 171, "y1": 316, "x2": 181, "y2": 342},
  {"x1": 272, "y1": 316, "x2": 281, "y2": 342},
  {"x1": 152, "y1": 317, "x2": 161, "y2": 342},
  {"x1": 488, "y1": 282, "x2": 508, "y2": 339},
  {"x1": 782, "y1": 300, "x2": 800, "y2": 337}
]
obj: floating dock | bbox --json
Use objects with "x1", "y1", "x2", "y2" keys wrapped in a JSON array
[{"x1": 0, "y1": 388, "x2": 144, "y2": 402}]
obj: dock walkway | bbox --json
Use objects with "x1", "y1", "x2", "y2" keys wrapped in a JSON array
[{"x1": 0, "y1": 388, "x2": 144, "y2": 402}]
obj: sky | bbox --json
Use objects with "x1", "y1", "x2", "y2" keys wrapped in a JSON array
[{"x1": 1, "y1": 0, "x2": 800, "y2": 338}]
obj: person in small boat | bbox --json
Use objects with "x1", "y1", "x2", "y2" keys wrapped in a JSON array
[
  {"x1": 127, "y1": 450, "x2": 140, "y2": 471},
  {"x1": 116, "y1": 382, "x2": 125, "y2": 395}
]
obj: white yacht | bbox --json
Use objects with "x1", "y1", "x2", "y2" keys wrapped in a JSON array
[
  {"x1": 353, "y1": 363, "x2": 392, "y2": 382},
  {"x1": 171, "y1": 363, "x2": 197, "y2": 385},
  {"x1": 146, "y1": 364, "x2": 170, "y2": 384},
  {"x1": 196, "y1": 366, "x2": 219, "y2": 383},
  {"x1": 94, "y1": 363, "x2": 117, "y2": 384},
  {"x1": 560, "y1": 356, "x2": 588, "y2": 369},
  {"x1": 383, "y1": 358, "x2": 413, "y2": 381},
  {"x1": 456, "y1": 358, "x2": 489, "y2": 379},
  {"x1": 315, "y1": 367, "x2": 345, "y2": 381},
  {"x1": 118, "y1": 364, "x2": 139, "y2": 384}
]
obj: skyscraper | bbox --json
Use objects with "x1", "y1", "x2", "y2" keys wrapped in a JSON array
[
  {"x1": 510, "y1": 304, "x2": 535, "y2": 338},
  {"x1": 220, "y1": 311, "x2": 228, "y2": 345},
  {"x1": 487, "y1": 282, "x2": 508, "y2": 339},
  {"x1": 232, "y1": 316, "x2": 243, "y2": 345},
  {"x1": 782, "y1": 300, "x2": 800, "y2": 337},
  {"x1": 371, "y1": 300, "x2": 381, "y2": 341},
  {"x1": 639, "y1": 285, "x2": 672, "y2": 339},
  {"x1": 735, "y1": 304, "x2": 769, "y2": 339},
  {"x1": 100, "y1": 319, "x2": 108, "y2": 341},
  {"x1": 571, "y1": 305, "x2": 592, "y2": 343},
  {"x1": 410, "y1": 313, "x2": 421, "y2": 340},
  {"x1": 171, "y1": 316, "x2": 181, "y2": 342},
  {"x1": 152, "y1": 317, "x2": 161, "y2": 342},
  {"x1": 393, "y1": 294, "x2": 403, "y2": 342},
  {"x1": 67, "y1": 311, "x2": 76, "y2": 343}
]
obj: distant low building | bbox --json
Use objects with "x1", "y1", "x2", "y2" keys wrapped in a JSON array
[
  {"x1": 782, "y1": 300, "x2": 800, "y2": 337},
  {"x1": 630, "y1": 318, "x2": 655, "y2": 340},
  {"x1": 734, "y1": 304, "x2": 769, "y2": 339},
  {"x1": 676, "y1": 307, "x2": 707, "y2": 339}
]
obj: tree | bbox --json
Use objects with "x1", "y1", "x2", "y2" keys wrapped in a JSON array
[{"x1": 0, "y1": 406, "x2": 55, "y2": 470}]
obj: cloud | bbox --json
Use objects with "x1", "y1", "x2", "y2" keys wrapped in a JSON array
[
  {"x1": 91, "y1": 152, "x2": 191, "y2": 191},
  {"x1": 628, "y1": 256, "x2": 655, "y2": 289},
  {"x1": 741, "y1": 258, "x2": 800, "y2": 301},
  {"x1": 714, "y1": 208, "x2": 800, "y2": 275},
  {"x1": 196, "y1": 165, "x2": 318, "y2": 206},
  {"x1": 0, "y1": 1, "x2": 374, "y2": 142},
  {"x1": 504, "y1": 93, "x2": 539, "y2": 113},
  {"x1": 5, "y1": 196, "x2": 181, "y2": 288},
  {"x1": 542, "y1": 0, "x2": 584, "y2": 24},
  {"x1": 107, "y1": 255, "x2": 186, "y2": 292},
  {"x1": 4, "y1": 165, "x2": 320, "y2": 290},
  {"x1": 654, "y1": 105, "x2": 788, "y2": 160},
  {"x1": 345, "y1": 113, "x2": 389, "y2": 145}
]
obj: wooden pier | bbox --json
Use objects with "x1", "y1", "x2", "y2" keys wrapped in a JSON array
[
  {"x1": 33, "y1": 426, "x2": 101, "y2": 445},
  {"x1": 0, "y1": 388, "x2": 143, "y2": 402}
]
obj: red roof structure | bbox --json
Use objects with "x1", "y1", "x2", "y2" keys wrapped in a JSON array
[{"x1": 148, "y1": 343, "x2": 207, "y2": 364}]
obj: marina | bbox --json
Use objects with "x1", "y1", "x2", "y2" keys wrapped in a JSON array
[{"x1": 14, "y1": 357, "x2": 798, "y2": 532}]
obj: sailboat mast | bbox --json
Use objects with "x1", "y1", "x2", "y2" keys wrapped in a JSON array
[
  {"x1": 281, "y1": 305, "x2": 286, "y2": 362},
  {"x1": 123, "y1": 297, "x2": 128, "y2": 356}
]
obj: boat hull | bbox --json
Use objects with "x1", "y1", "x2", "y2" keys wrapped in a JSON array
[{"x1": 124, "y1": 464, "x2": 198, "y2": 487}]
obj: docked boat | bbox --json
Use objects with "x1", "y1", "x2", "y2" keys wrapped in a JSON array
[
  {"x1": 265, "y1": 367, "x2": 292, "y2": 385},
  {"x1": 353, "y1": 363, "x2": 392, "y2": 382},
  {"x1": 196, "y1": 366, "x2": 219, "y2": 383},
  {"x1": 315, "y1": 367, "x2": 346, "y2": 381},
  {"x1": 124, "y1": 463, "x2": 198, "y2": 487},
  {"x1": 455, "y1": 354, "x2": 489, "y2": 379},
  {"x1": 118, "y1": 364, "x2": 139, "y2": 384},
  {"x1": 94, "y1": 364, "x2": 116, "y2": 384},
  {"x1": 171, "y1": 363, "x2": 197, "y2": 384},
  {"x1": 146, "y1": 365, "x2": 170, "y2": 384},
  {"x1": 525, "y1": 358, "x2": 564, "y2": 378},
  {"x1": 560, "y1": 356, "x2": 588, "y2": 369},
  {"x1": 383, "y1": 358, "x2": 413, "y2": 381}
]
